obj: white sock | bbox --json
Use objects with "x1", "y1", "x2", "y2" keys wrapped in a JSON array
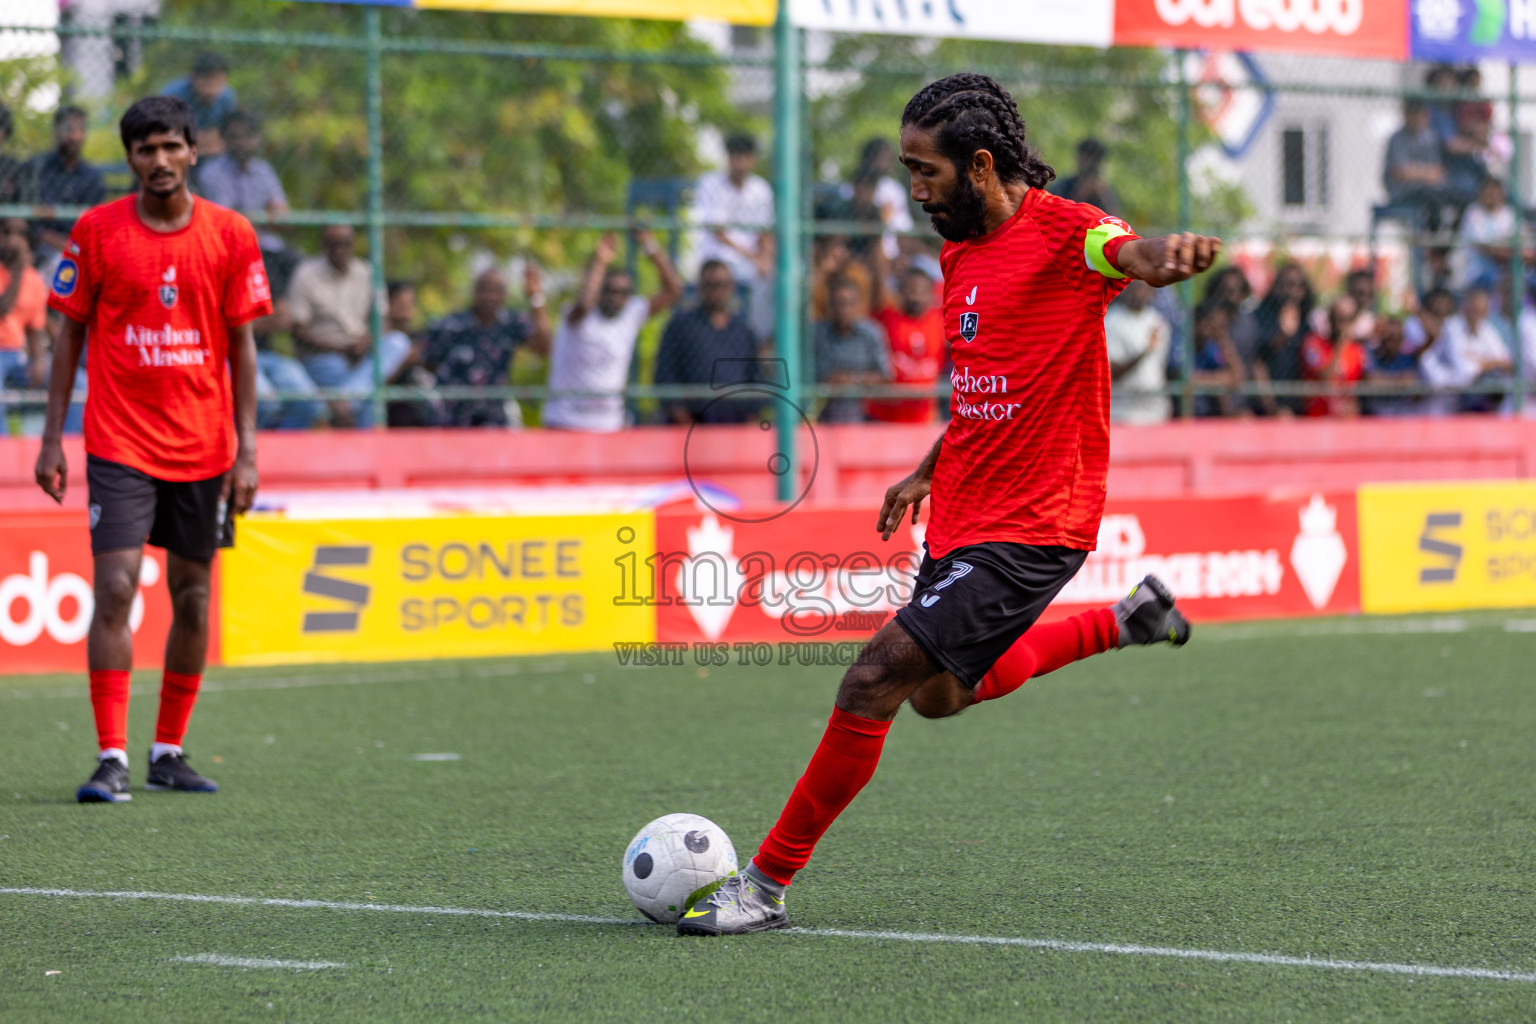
[
  {"x1": 150, "y1": 742, "x2": 182, "y2": 762},
  {"x1": 98, "y1": 748, "x2": 128, "y2": 765}
]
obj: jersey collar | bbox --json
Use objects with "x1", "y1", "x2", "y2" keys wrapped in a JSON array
[{"x1": 962, "y1": 188, "x2": 1037, "y2": 250}]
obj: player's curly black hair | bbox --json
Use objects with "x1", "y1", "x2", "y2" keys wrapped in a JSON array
[{"x1": 900, "y1": 73, "x2": 1055, "y2": 189}]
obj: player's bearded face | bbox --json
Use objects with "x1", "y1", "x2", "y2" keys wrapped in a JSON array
[{"x1": 923, "y1": 168, "x2": 989, "y2": 243}]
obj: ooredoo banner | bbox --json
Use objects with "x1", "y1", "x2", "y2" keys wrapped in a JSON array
[
  {"x1": 219, "y1": 512, "x2": 655, "y2": 666},
  {"x1": 0, "y1": 512, "x2": 181, "y2": 674},
  {"x1": 1113, "y1": 0, "x2": 1410, "y2": 59}
]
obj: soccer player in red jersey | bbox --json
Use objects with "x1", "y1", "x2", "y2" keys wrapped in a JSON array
[
  {"x1": 34, "y1": 96, "x2": 270, "y2": 803},
  {"x1": 679, "y1": 74, "x2": 1221, "y2": 935}
]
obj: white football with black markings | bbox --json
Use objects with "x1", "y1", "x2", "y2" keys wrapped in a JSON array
[{"x1": 621, "y1": 813, "x2": 738, "y2": 923}]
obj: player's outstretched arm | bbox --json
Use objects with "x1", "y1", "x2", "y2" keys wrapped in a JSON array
[
  {"x1": 877, "y1": 435, "x2": 942, "y2": 541},
  {"x1": 1116, "y1": 232, "x2": 1223, "y2": 288},
  {"x1": 34, "y1": 315, "x2": 88, "y2": 504}
]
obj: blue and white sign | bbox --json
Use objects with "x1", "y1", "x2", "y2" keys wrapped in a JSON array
[
  {"x1": 789, "y1": 0, "x2": 1114, "y2": 47},
  {"x1": 1411, "y1": 0, "x2": 1536, "y2": 63}
]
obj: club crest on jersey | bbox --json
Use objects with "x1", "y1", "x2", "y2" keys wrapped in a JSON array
[
  {"x1": 959, "y1": 311, "x2": 979, "y2": 342},
  {"x1": 159, "y1": 266, "x2": 177, "y2": 309},
  {"x1": 52, "y1": 259, "x2": 79, "y2": 297}
]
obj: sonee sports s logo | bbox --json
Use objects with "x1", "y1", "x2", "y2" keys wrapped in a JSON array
[
  {"x1": 958, "y1": 311, "x2": 979, "y2": 342},
  {"x1": 1418, "y1": 512, "x2": 1463, "y2": 584},
  {"x1": 302, "y1": 546, "x2": 371, "y2": 633}
]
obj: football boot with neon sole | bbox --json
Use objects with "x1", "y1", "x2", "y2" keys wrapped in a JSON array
[
  {"x1": 76, "y1": 757, "x2": 132, "y2": 803},
  {"x1": 1113, "y1": 574, "x2": 1191, "y2": 648},
  {"x1": 676, "y1": 874, "x2": 788, "y2": 936}
]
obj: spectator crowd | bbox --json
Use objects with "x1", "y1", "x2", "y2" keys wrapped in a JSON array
[{"x1": 2, "y1": 56, "x2": 1534, "y2": 437}]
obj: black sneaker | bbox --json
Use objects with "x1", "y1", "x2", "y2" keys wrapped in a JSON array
[
  {"x1": 1113, "y1": 574, "x2": 1192, "y2": 648},
  {"x1": 77, "y1": 757, "x2": 132, "y2": 803},
  {"x1": 146, "y1": 751, "x2": 219, "y2": 793}
]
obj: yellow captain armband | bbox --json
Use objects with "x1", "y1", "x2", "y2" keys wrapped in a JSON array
[{"x1": 1084, "y1": 221, "x2": 1132, "y2": 280}]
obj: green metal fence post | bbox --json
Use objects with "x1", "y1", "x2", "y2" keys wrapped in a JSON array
[
  {"x1": 1175, "y1": 50, "x2": 1195, "y2": 420},
  {"x1": 366, "y1": 6, "x2": 387, "y2": 429},
  {"x1": 1510, "y1": 63, "x2": 1526, "y2": 415},
  {"x1": 772, "y1": 0, "x2": 802, "y2": 502}
]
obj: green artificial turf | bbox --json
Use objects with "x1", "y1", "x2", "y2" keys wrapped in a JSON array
[{"x1": 2, "y1": 613, "x2": 1534, "y2": 1023}]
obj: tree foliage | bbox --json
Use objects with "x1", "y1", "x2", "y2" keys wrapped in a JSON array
[
  {"x1": 809, "y1": 35, "x2": 1248, "y2": 237},
  {"x1": 107, "y1": 1, "x2": 748, "y2": 311}
]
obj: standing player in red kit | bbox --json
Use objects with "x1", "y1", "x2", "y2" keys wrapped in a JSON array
[
  {"x1": 34, "y1": 96, "x2": 270, "y2": 803},
  {"x1": 679, "y1": 74, "x2": 1221, "y2": 935}
]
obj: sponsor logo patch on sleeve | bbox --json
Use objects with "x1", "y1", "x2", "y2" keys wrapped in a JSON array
[
  {"x1": 52, "y1": 259, "x2": 79, "y2": 297},
  {"x1": 248, "y1": 259, "x2": 271, "y2": 304}
]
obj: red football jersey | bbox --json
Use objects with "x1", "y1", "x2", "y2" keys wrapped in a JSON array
[
  {"x1": 48, "y1": 196, "x2": 272, "y2": 481},
  {"x1": 870, "y1": 302, "x2": 945, "y2": 423},
  {"x1": 923, "y1": 190, "x2": 1137, "y2": 558}
]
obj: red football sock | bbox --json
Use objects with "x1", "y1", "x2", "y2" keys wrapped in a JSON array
[
  {"x1": 88, "y1": 670, "x2": 131, "y2": 752},
  {"x1": 154, "y1": 671, "x2": 203, "y2": 746},
  {"x1": 973, "y1": 608, "x2": 1119, "y2": 703},
  {"x1": 752, "y1": 706, "x2": 892, "y2": 886}
]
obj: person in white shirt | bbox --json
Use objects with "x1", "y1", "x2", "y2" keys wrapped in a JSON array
[
  {"x1": 692, "y1": 133, "x2": 775, "y2": 340},
  {"x1": 846, "y1": 138, "x2": 915, "y2": 260},
  {"x1": 1421, "y1": 286, "x2": 1511, "y2": 414},
  {"x1": 1105, "y1": 280, "x2": 1171, "y2": 426},
  {"x1": 1451, "y1": 177, "x2": 1526, "y2": 292},
  {"x1": 544, "y1": 229, "x2": 683, "y2": 432}
]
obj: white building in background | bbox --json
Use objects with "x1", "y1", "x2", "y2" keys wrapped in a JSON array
[
  {"x1": 1195, "y1": 53, "x2": 1535, "y2": 240},
  {"x1": 58, "y1": 0, "x2": 161, "y2": 101}
]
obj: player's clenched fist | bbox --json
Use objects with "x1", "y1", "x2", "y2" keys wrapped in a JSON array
[{"x1": 35, "y1": 439, "x2": 66, "y2": 504}]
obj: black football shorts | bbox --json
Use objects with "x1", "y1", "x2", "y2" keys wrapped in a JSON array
[
  {"x1": 894, "y1": 541, "x2": 1088, "y2": 688},
  {"x1": 86, "y1": 454, "x2": 233, "y2": 562}
]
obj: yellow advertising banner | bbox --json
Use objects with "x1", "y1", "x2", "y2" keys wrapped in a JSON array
[
  {"x1": 1358, "y1": 481, "x2": 1536, "y2": 614},
  {"x1": 414, "y1": 0, "x2": 776, "y2": 24},
  {"x1": 221, "y1": 513, "x2": 655, "y2": 666}
]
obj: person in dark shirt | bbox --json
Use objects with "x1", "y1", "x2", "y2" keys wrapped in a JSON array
[
  {"x1": 423, "y1": 267, "x2": 551, "y2": 427},
  {"x1": 1252, "y1": 262, "x2": 1316, "y2": 416},
  {"x1": 654, "y1": 259, "x2": 764, "y2": 425},
  {"x1": 162, "y1": 52, "x2": 238, "y2": 158},
  {"x1": 0, "y1": 105, "x2": 24, "y2": 206},
  {"x1": 22, "y1": 106, "x2": 106, "y2": 262},
  {"x1": 1050, "y1": 137, "x2": 1121, "y2": 215}
]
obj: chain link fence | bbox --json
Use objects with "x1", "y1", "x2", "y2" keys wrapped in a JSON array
[{"x1": 1, "y1": 2, "x2": 1532, "y2": 437}]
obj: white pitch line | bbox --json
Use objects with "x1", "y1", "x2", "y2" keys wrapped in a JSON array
[
  {"x1": 171, "y1": 953, "x2": 344, "y2": 970},
  {"x1": 0, "y1": 661, "x2": 545, "y2": 702},
  {"x1": 791, "y1": 928, "x2": 1536, "y2": 983},
  {"x1": 0, "y1": 888, "x2": 641, "y2": 926},
  {"x1": 3, "y1": 887, "x2": 1533, "y2": 984}
]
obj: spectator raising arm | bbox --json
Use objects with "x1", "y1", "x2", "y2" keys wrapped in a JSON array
[
  {"x1": 568, "y1": 232, "x2": 622, "y2": 326},
  {"x1": 636, "y1": 229, "x2": 684, "y2": 316},
  {"x1": 524, "y1": 262, "x2": 552, "y2": 356}
]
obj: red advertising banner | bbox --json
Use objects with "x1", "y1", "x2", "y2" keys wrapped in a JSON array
[
  {"x1": 653, "y1": 506, "x2": 918, "y2": 645},
  {"x1": 1113, "y1": 0, "x2": 1408, "y2": 60},
  {"x1": 1041, "y1": 490, "x2": 1360, "y2": 623},
  {"x1": 655, "y1": 490, "x2": 1359, "y2": 645},
  {"x1": 0, "y1": 512, "x2": 209, "y2": 674}
]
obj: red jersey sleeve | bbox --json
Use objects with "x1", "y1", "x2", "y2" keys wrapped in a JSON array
[
  {"x1": 45, "y1": 213, "x2": 100, "y2": 323},
  {"x1": 1028, "y1": 193, "x2": 1140, "y2": 317},
  {"x1": 222, "y1": 217, "x2": 273, "y2": 327}
]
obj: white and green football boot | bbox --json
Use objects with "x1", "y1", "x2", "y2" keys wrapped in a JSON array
[{"x1": 676, "y1": 871, "x2": 788, "y2": 936}]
